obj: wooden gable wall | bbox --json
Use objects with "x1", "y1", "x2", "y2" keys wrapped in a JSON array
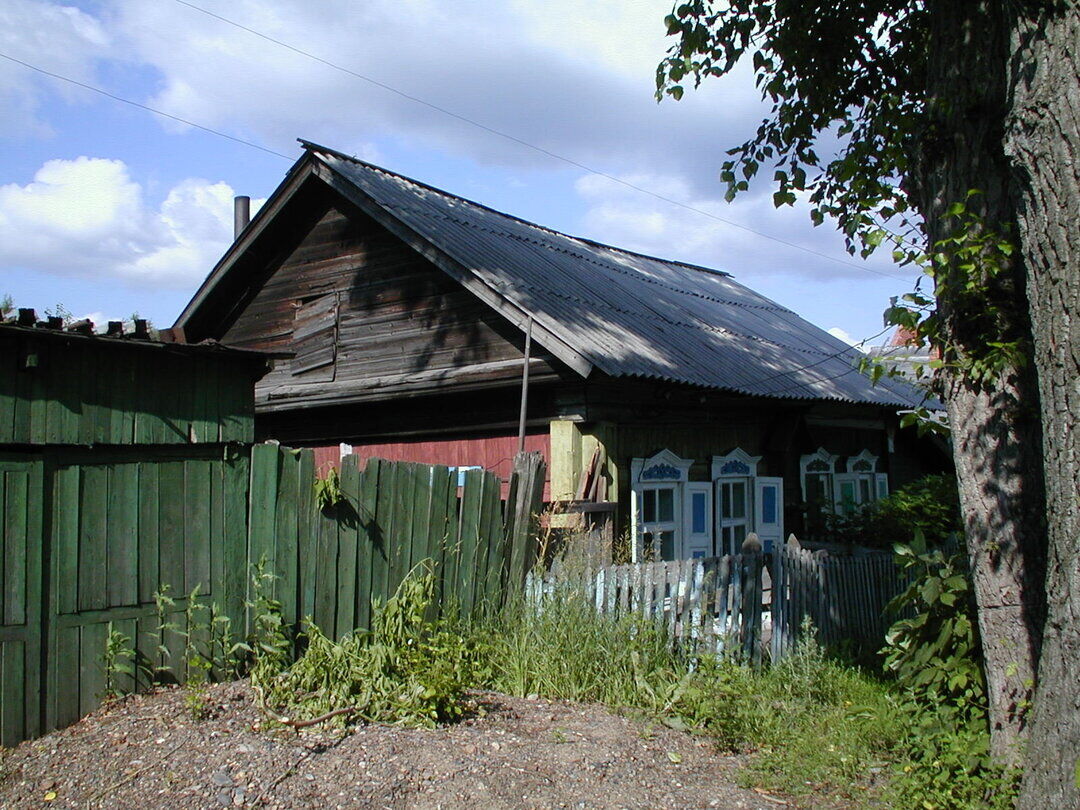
[{"x1": 221, "y1": 185, "x2": 563, "y2": 406}]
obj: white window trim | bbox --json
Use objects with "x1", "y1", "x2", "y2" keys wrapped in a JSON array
[
  {"x1": 630, "y1": 450, "x2": 693, "y2": 562},
  {"x1": 799, "y1": 447, "x2": 839, "y2": 502},
  {"x1": 846, "y1": 449, "x2": 879, "y2": 474}
]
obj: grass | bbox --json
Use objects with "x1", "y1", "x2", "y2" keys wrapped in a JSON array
[{"x1": 464, "y1": 585, "x2": 1012, "y2": 809}]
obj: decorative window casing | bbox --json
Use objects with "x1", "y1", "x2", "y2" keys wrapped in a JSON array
[
  {"x1": 711, "y1": 449, "x2": 783, "y2": 555},
  {"x1": 630, "y1": 450, "x2": 692, "y2": 562},
  {"x1": 834, "y1": 450, "x2": 889, "y2": 515},
  {"x1": 800, "y1": 447, "x2": 839, "y2": 505}
]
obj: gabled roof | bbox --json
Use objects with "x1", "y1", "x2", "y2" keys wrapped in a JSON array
[{"x1": 178, "y1": 141, "x2": 928, "y2": 408}]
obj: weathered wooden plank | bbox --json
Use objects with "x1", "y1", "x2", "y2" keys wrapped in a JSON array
[
  {"x1": 296, "y1": 449, "x2": 317, "y2": 625},
  {"x1": 106, "y1": 463, "x2": 139, "y2": 608},
  {"x1": 247, "y1": 444, "x2": 280, "y2": 577},
  {"x1": 368, "y1": 458, "x2": 393, "y2": 608},
  {"x1": 478, "y1": 471, "x2": 504, "y2": 613},
  {"x1": 1, "y1": 640, "x2": 25, "y2": 747},
  {"x1": 354, "y1": 456, "x2": 377, "y2": 632},
  {"x1": 223, "y1": 452, "x2": 250, "y2": 633},
  {"x1": 182, "y1": 461, "x2": 211, "y2": 597},
  {"x1": 456, "y1": 468, "x2": 484, "y2": 616},
  {"x1": 313, "y1": 469, "x2": 340, "y2": 637},
  {"x1": 387, "y1": 462, "x2": 414, "y2": 595},
  {"x1": 335, "y1": 454, "x2": 360, "y2": 636},
  {"x1": 78, "y1": 622, "x2": 107, "y2": 717},
  {"x1": 157, "y1": 461, "x2": 186, "y2": 596},
  {"x1": 424, "y1": 465, "x2": 451, "y2": 619},
  {"x1": 137, "y1": 463, "x2": 160, "y2": 606},
  {"x1": 274, "y1": 449, "x2": 300, "y2": 628},
  {"x1": 78, "y1": 465, "x2": 108, "y2": 612}
]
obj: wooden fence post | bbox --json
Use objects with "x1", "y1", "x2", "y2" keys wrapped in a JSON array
[
  {"x1": 740, "y1": 533, "x2": 764, "y2": 664},
  {"x1": 504, "y1": 451, "x2": 546, "y2": 589}
]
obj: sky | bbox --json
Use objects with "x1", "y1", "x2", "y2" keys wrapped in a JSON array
[{"x1": 0, "y1": 0, "x2": 920, "y2": 345}]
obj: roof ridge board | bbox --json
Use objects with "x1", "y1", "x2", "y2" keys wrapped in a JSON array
[
  {"x1": 306, "y1": 143, "x2": 743, "y2": 279},
  {"x1": 379, "y1": 199, "x2": 785, "y2": 313}
]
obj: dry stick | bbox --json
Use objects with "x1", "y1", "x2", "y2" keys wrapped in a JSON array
[
  {"x1": 252, "y1": 682, "x2": 361, "y2": 729},
  {"x1": 85, "y1": 741, "x2": 184, "y2": 808}
]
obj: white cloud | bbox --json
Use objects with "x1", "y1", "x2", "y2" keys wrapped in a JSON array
[
  {"x1": 0, "y1": 0, "x2": 110, "y2": 136},
  {"x1": 0, "y1": 157, "x2": 256, "y2": 288},
  {"x1": 827, "y1": 327, "x2": 861, "y2": 347}
]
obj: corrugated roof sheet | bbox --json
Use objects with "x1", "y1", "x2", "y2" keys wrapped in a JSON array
[{"x1": 308, "y1": 143, "x2": 927, "y2": 408}]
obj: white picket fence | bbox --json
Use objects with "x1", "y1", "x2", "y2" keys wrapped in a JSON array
[{"x1": 525, "y1": 552, "x2": 765, "y2": 661}]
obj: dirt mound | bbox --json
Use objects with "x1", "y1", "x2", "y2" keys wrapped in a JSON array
[{"x1": 0, "y1": 680, "x2": 788, "y2": 809}]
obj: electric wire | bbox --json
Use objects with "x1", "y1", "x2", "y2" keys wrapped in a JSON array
[
  {"x1": 0, "y1": 51, "x2": 293, "y2": 162},
  {"x1": 169, "y1": 0, "x2": 910, "y2": 281}
]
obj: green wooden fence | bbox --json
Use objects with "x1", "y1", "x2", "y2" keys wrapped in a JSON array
[
  {"x1": 0, "y1": 444, "x2": 544, "y2": 747},
  {"x1": 247, "y1": 445, "x2": 541, "y2": 640}
]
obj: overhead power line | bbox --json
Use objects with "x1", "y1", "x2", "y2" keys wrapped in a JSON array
[
  {"x1": 170, "y1": 0, "x2": 910, "y2": 281},
  {"x1": 0, "y1": 51, "x2": 292, "y2": 161}
]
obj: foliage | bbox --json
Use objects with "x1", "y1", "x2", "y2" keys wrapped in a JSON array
[
  {"x1": 654, "y1": 3, "x2": 1027, "y2": 386},
  {"x1": 826, "y1": 473, "x2": 962, "y2": 549},
  {"x1": 877, "y1": 534, "x2": 1020, "y2": 808},
  {"x1": 254, "y1": 563, "x2": 477, "y2": 729},
  {"x1": 480, "y1": 584, "x2": 678, "y2": 706},
  {"x1": 99, "y1": 624, "x2": 136, "y2": 701},
  {"x1": 883, "y1": 533, "x2": 984, "y2": 710},
  {"x1": 313, "y1": 466, "x2": 345, "y2": 511}
]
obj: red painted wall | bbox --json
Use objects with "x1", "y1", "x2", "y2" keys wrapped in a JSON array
[{"x1": 312, "y1": 431, "x2": 551, "y2": 499}]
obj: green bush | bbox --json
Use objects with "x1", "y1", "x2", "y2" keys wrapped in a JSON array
[
  {"x1": 828, "y1": 474, "x2": 962, "y2": 549},
  {"x1": 879, "y1": 535, "x2": 1020, "y2": 809},
  {"x1": 254, "y1": 563, "x2": 478, "y2": 729}
]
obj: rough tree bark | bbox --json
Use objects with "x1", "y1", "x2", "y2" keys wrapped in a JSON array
[
  {"x1": 914, "y1": 1, "x2": 1048, "y2": 764},
  {"x1": 1006, "y1": 4, "x2": 1080, "y2": 805}
]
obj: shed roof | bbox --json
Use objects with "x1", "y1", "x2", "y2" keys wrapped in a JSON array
[{"x1": 181, "y1": 141, "x2": 929, "y2": 408}]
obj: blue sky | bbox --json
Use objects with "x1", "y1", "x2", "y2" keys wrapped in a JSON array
[{"x1": 0, "y1": 0, "x2": 919, "y2": 345}]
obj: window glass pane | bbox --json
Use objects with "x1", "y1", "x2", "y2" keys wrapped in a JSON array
[
  {"x1": 642, "y1": 490, "x2": 656, "y2": 523},
  {"x1": 657, "y1": 488, "x2": 675, "y2": 523},
  {"x1": 731, "y1": 481, "x2": 746, "y2": 519},
  {"x1": 720, "y1": 483, "x2": 733, "y2": 519},
  {"x1": 692, "y1": 492, "x2": 707, "y2": 534},
  {"x1": 859, "y1": 478, "x2": 872, "y2": 503},
  {"x1": 659, "y1": 531, "x2": 675, "y2": 560},
  {"x1": 721, "y1": 525, "x2": 733, "y2": 554},
  {"x1": 691, "y1": 550, "x2": 706, "y2": 559},
  {"x1": 761, "y1": 485, "x2": 777, "y2": 524}
]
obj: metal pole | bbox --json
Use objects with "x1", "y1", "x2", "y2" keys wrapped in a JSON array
[{"x1": 517, "y1": 316, "x2": 533, "y2": 454}]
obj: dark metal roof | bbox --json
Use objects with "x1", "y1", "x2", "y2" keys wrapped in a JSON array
[{"x1": 302, "y1": 143, "x2": 927, "y2": 408}]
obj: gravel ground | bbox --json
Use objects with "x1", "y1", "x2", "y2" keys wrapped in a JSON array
[{"x1": 0, "y1": 680, "x2": 793, "y2": 810}]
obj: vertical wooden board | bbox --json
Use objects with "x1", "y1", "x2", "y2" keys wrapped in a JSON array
[
  {"x1": 386, "y1": 462, "x2": 412, "y2": 595},
  {"x1": 423, "y1": 466, "x2": 451, "y2": 610},
  {"x1": 137, "y1": 463, "x2": 160, "y2": 605},
  {"x1": 52, "y1": 465, "x2": 79, "y2": 618},
  {"x1": 296, "y1": 449, "x2": 317, "y2": 625},
  {"x1": 247, "y1": 444, "x2": 280, "y2": 577},
  {"x1": 313, "y1": 489, "x2": 339, "y2": 637},
  {"x1": 157, "y1": 461, "x2": 186, "y2": 596},
  {"x1": 78, "y1": 622, "x2": 107, "y2": 717},
  {"x1": 274, "y1": 450, "x2": 300, "y2": 627},
  {"x1": 479, "y1": 473, "x2": 504, "y2": 612},
  {"x1": 354, "y1": 458, "x2": 378, "y2": 632},
  {"x1": 78, "y1": 465, "x2": 108, "y2": 612},
  {"x1": 184, "y1": 462, "x2": 211, "y2": 596},
  {"x1": 0, "y1": 641, "x2": 24, "y2": 747},
  {"x1": 209, "y1": 459, "x2": 225, "y2": 606},
  {"x1": 368, "y1": 459, "x2": 393, "y2": 608},
  {"x1": 106, "y1": 463, "x2": 139, "y2": 608},
  {"x1": 2, "y1": 472, "x2": 24, "y2": 625},
  {"x1": 221, "y1": 452, "x2": 249, "y2": 633},
  {"x1": 440, "y1": 470, "x2": 461, "y2": 618},
  {"x1": 409, "y1": 465, "x2": 433, "y2": 573},
  {"x1": 335, "y1": 455, "x2": 361, "y2": 636},
  {"x1": 133, "y1": 614, "x2": 157, "y2": 691},
  {"x1": 456, "y1": 469, "x2": 484, "y2": 616},
  {"x1": 27, "y1": 347, "x2": 48, "y2": 446}
]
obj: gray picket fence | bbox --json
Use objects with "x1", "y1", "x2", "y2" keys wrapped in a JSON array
[
  {"x1": 525, "y1": 551, "x2": 765, "y2": 662},
  {"x1": 527, "y1": 534, "x2": 913, "y2": 663}
]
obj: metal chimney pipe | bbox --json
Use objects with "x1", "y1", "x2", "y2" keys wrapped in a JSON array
[{"x1": 233, "y1": 195, "x2": 251, "y2": 240}]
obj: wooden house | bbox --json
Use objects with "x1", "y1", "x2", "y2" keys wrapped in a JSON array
[{"x1": 176, "y1": 142, "x2": 947, "y2": 561}]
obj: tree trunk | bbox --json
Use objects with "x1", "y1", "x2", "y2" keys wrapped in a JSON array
[
  {"x1": 1005, "y1": 5, "x2": 1080, "y2": 805},
  {"x1": 915, "y1": 1, "x2": 1048, "y2": 764}
]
